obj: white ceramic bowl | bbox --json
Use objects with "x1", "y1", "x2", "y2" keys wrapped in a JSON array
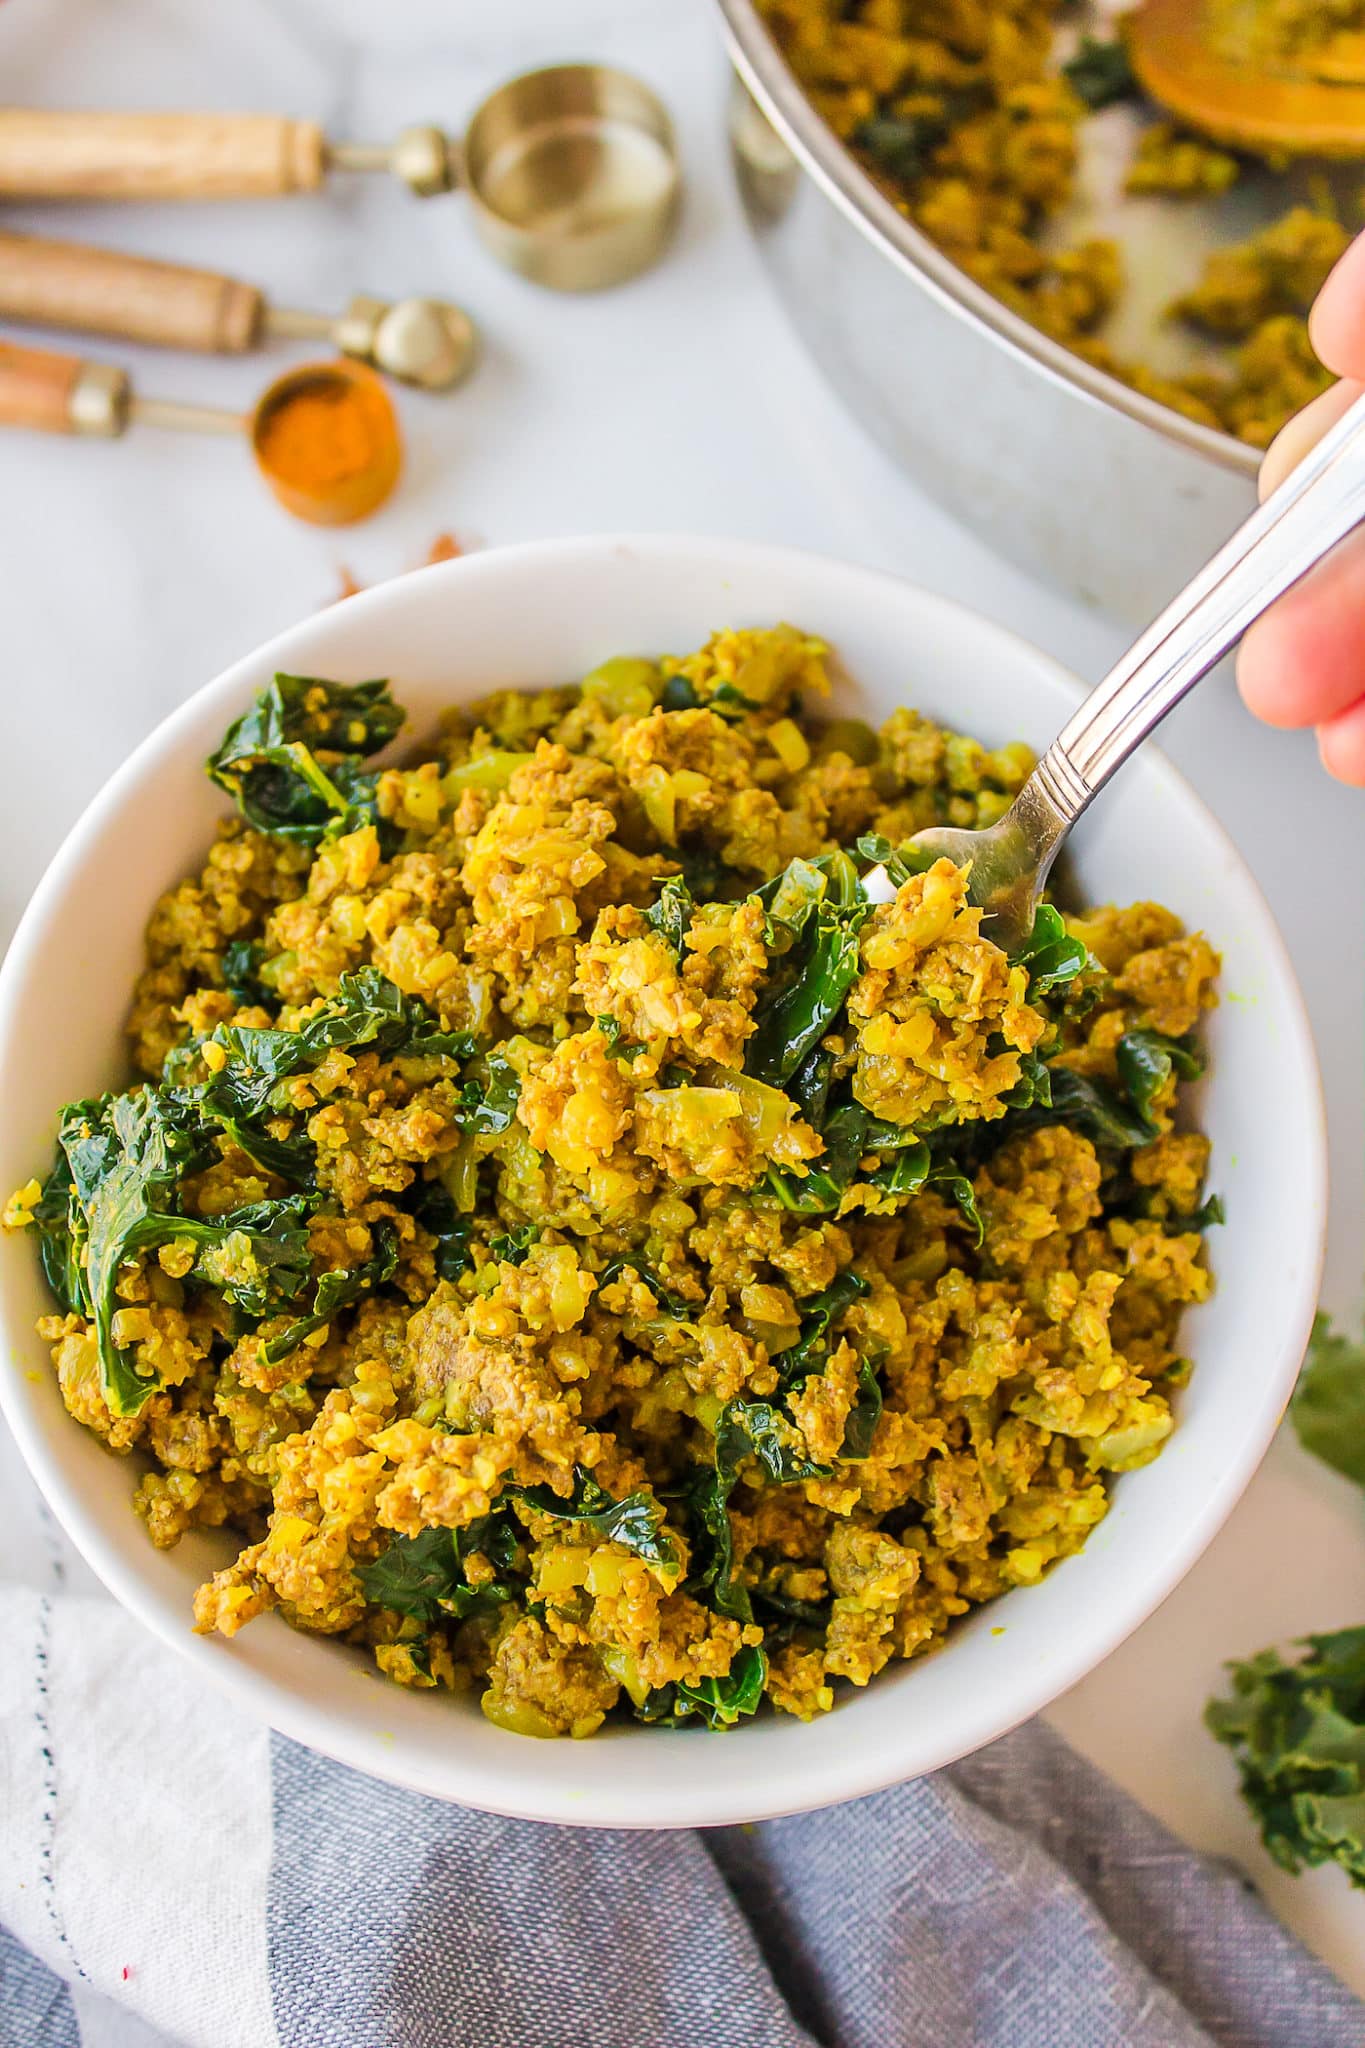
[{"x1": 0, "y1": 536, "x2": 1326, "y2": 1828}]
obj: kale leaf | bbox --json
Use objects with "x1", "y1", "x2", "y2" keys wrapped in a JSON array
[
  {"x1": 175, "y1": 1195, "x2": 314, "y2": 1317},
  {"x1": 854, "y1": 832, "x2": 936, "y2": 886},
  {"x1": 679, "y1": 1467, "x2": 752, "y2": 1624},
  {"x1": 1291, "y1": 1315, "x2": 1365, "y2": 1490},
  {"x1": 636, "y1": 1643, "x2": 768, "y2": 1730},
  {"x1": 1206, "y1": 1630, "x2": 1365, "y2": 1886},
  {"x1": 260, "y1": 1223, "x2": 398, "y2": 1366},
  {"x1": 746, "y1": 853, "x2": 870, "y2": 1088},
  {"x1": 855, "y1": 110, "x2": 949, "y2": 184},
  {"x1": 1115, "y1": 1029, "x2": 1204, "y2": 1127},
  {"x1": 1063, "y1": 35, "x2": 1136, "y2": 110},
  {"x1": 199, "y1": 967, "x2": 476, "y2": 1181},
  {"x1": 595, "y1": 1254, "x2": 695, "y2": 1321},
  {"x1": 207, "y1": 675, "x2": 403, "y2": 846},
  {"x1": 412, "y1": 1184, "x2": 475, "y2": 1281},
  {"x1": 56, "y1": 1090, "x2": 213, "y2": 1415},
  {"x1": 772, "y1": 1270, "x2": 869, "y2": 1383},
  {"x1": 512, "y1": 1468, "x2": 680, "y2": 1574},
  {"x1": 488, "y1": 1223, "x2": 540, "y2": 1267},
  {"x1": 220, "y1": 938, "x2": 270, "y2": 1008},
  {"x1": 29, "y1": 1151, "x2": 88, "y2": 1318},
  {"x1": 715, "y1": 1399, "x2": 830, "y2": 1487},
  {"x1": 454, "y1": 1047, "x2": 520, "y2": 1136},
  {"x1": 358, "y1": 1513, "x2": 519, "y2": 1625},
  {"x1": 1010, "y1": 904, "x2": 1089, "y2": 997},
  {"x1": 643, "y1": 877, "x2": 695, "y2": 961}
]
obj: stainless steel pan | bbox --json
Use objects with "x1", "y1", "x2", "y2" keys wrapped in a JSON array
[{"x1": 717, "y1": 0, "x2": 1261, "y2": 622}]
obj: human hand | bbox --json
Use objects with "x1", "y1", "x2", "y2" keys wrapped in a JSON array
[{"x1": 1236, "y1": 231, "x2": 1365, "y2": 785}]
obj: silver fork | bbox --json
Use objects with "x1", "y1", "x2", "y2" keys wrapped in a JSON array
[{"x1": 862, "y1": 389, "x2": 1365, "y2": 943}]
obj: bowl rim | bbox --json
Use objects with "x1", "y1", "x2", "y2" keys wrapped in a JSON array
[
  {"x1": 714, "y1": 0, "x2": 1261, "y2": 484},
  {"x1": 0, "y1": 532, "x2": 1326, "y2": 1826}
]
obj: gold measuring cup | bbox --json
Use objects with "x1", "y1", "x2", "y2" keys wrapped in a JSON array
[
  {"x1": 0, "y1": 230, "x2": 477, "y2": 391},
  {"x1": 0, "y1": 65, "x2": 681, "y2": 292},
  {"x1": 0, "y1": 340, "x2": 401, "y2": 524}
]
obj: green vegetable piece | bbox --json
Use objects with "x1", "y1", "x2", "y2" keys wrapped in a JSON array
[
  {"x1": 637, "y1": 1644, "x2": 768, "y2": 1730},
  {"x1": 841, "y1": 1357, "x2": 884, "y2": 1461},
  {"x1": 178, "y1": 1196, "x2": 314, "y2": 1317},
  {"x1": 1292, "y1": 1316, "x2": 1365, "y2": 1489},
  {"x1": 854, "y1": 832, "x2": 932, "y2": 888},
  {"x1": 358, "y1": 1514, "x2": 518, "y2": 1625},
  {"x1": 199, "y1": 968, "x2": 476, "y2": 1182},
  {"x1": 680, "y1": 1467, "x2": 752, "y2": 1624},
  {"x1": 715, "y1": 1398, "x2": 829, "y2": 1486},
  {"x1": 774, "y1": 1270, "x2": 870, "y2": 1383},
  {"x1": 746, "y1": 901, "x2": 867, "y2": 1087},
  {"x1": 643, "y1": 877, "x2": 695, "y2": 962},
  {"x1": 56, "y1": 1090, "x2": 213, "y2": 1415},
  {"x1": 855, "y1": 110, "x2": 949, "y2": 183},
  {"x1": 1010, "y1": 904, "x2": 1090, "y2": 997},
  {"x1": 220, "y1": 938, "x2": 269, "y2": 1008},
  {"x1": 456, "y1": 1046, "x2": 521, "y2": 1136},
  {"x1": 261, "y1": 1223, "x2": 398, "y2": 1366},
  {"x1": 488, "y1": 1223, "x2": 539, "y2": 1267},
  {"x1": 442, "y1": 751, "x2": 523, "y2": 797},
  {"x1": 580, "y1": 656, "x2": 660, "y2": 720},
  {"x1": 660, "y1": 674, "x2": 702, "y2": 713},
  {"x1": 1206, "y1": 1629, "x2": 1365, "y2": 1885},
  {"x1": 1116, "y1": 1029, "x2": 1204, "y2": 1128},
  {"x1": 29, "y1": 1151, "x2": 88, "y2": 1318},
  {"x1": 207, "y1": 674, "x2": 402, "y2": 845},
  {"x1": 1011, "y1": 1064, "x2": 1153, "y2": 1151},
  {"x1": 412, "y1": 1184, "x2": 475, "y2": 1282},
  {"x1": 1063, "y1": 35, "x2": 1136, "y2": 111},
  {"x1": 595, "y1": 1254, "x2": 693, "y2": 1321},
  {"x1": 512, "y1": 1468, "x2": 680, "y2": 1575}
]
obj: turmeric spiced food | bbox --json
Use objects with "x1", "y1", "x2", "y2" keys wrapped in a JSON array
[
  {"x1": 755, "y1": 0, "x2": 1351, "y2": 449},
  {"x1": 6, "y1": 627, "x2": 1221, "y2": 1737}
]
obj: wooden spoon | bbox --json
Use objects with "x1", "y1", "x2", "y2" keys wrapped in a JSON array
[{"x1": 1125, "y1": 0, "x2": 1365, "y2": 160}]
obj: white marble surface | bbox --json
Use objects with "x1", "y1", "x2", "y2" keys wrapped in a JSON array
[{"x1": 2, "y1": 0, "x2": 1364, "y2": 2001}]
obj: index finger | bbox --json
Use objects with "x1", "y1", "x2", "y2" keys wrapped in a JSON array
[{"x1": 1309, "y1": 231, "x2": 1365, "y2": 379}]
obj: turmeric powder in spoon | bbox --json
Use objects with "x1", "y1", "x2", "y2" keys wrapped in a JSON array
[{"x1": 251, "y1": 360, "x2": 401, "y2": 525}]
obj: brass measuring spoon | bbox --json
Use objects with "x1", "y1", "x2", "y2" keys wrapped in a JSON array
[
  {"x1": 0, "y1": 65, "x2": 681, "y2": 291},
  {"x1": 1125, "y1": 0, "x2": 1365, "y2": 159},
  {"x1": 0, "y1": 340, "x2": 402, "y2": 525},
  {"x1": 0, "y1": 230, "x2": 477, "y2": 391}
]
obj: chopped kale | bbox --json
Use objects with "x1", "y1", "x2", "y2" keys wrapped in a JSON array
[
  {"x1": 512, "y1": 1468, "x2": 680, "y2": 1575},
  {"x1": 1291, "y1": 1315, "x2": 1365, "y2": 1490},
  {"x1": 1063, "y1": 36, "x2": 1136, "y2": 111},
  {"x1": 260, "y1": 1223, "x2": 398, "y2": 1366},
  {"x1": 358, "y1": 1514, "x2": 519, "y2": 1625},
  {"x1": 643, "y1": 877, "x2": 695, "y2": 962},
  {"x1": 636, "y1": 1644, "x2": 768, "y2": 1729},
  {"x1": 207, "y1": 674, "x2": 403, "y2": 846},
  {"x1": 488, "y1": 1224, "x2": 540, "y2": 1267},
  {"x1": 1207, "y1": 1630, "x2": 1365, "y2": 1886},
  {"x1": 1010, "y1": 904, "x2": 1090, "y2": 997},
  {"x1": 412, "y1": 1184, "x2": 476, "y2": 1281}
]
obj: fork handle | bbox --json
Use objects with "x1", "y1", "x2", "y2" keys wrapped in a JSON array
[{"x1": 1035, "y1": 386, "x2": 1365, "y2": 822}]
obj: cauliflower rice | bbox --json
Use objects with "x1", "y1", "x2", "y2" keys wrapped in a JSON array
[{"x1": 6, "y1": 625, "x2": 1220, "y2": 1737}]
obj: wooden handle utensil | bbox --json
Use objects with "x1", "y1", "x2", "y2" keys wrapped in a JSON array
[
  {"x1": 0, "y1": 337, "x2": 123, "y2": 434},
  {"x1": 0, "y1": 231, "x2": 478, "y2": 389},
  {"x1": 0, "y1": 70, "x2": 681, "y2": 292},
  {"x1": 0, "y1": 339, "x2": 402, "y2": 524},
  {"x1": 0, "y1": 109, "x2": 326, "y2": 199},
  {"x1": 0, "y1": 231, "x2": 263, "y2": 351}
]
